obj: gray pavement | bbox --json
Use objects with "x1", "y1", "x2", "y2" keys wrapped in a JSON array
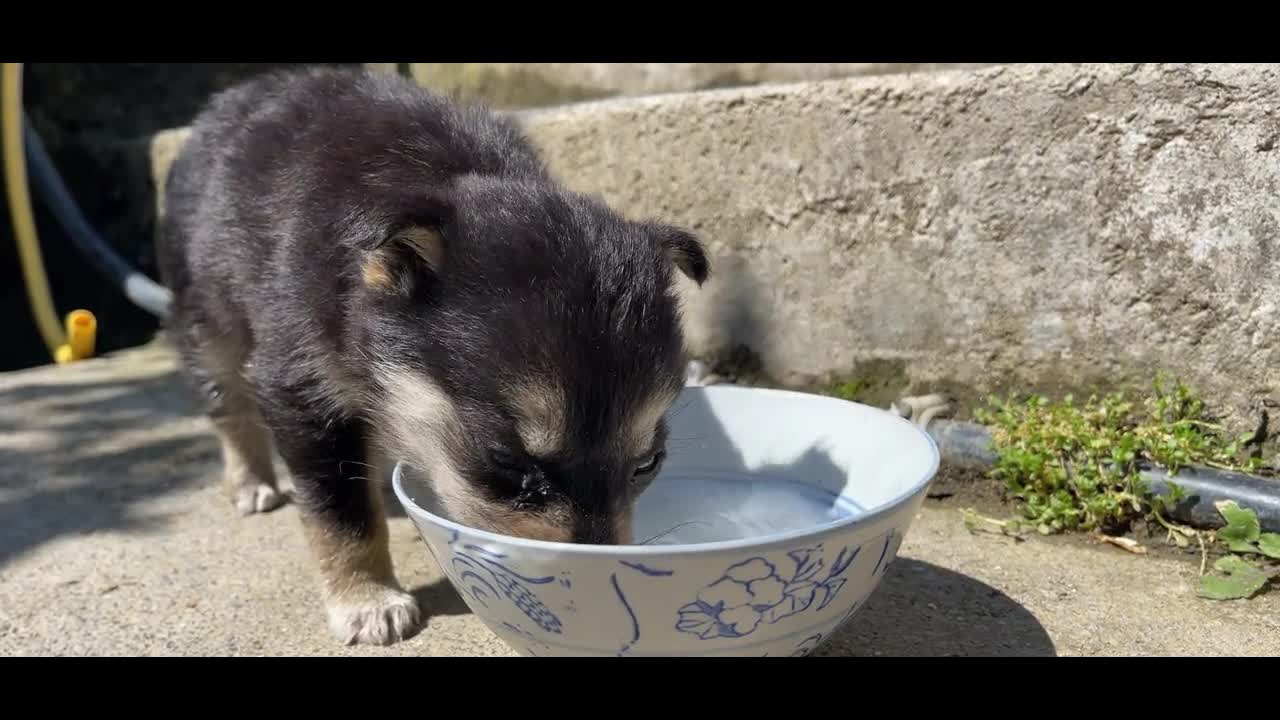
[{"x1": 1, "y1": 341, "x2": 1275, "y2": 656}]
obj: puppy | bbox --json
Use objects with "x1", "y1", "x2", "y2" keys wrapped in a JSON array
[{"x1": 155, "y1": 66, "x2": 709, "y2": 646}]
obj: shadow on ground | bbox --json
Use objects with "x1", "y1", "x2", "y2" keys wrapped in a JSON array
[
  {"x1": 0, "y1": 362, "x2": 216, "y2": 569},
  {"x1": 820, "y1": 558, "x2": 1056, "y2": 657},
  {"x1": 410, "y1": 578, "x2": 472, "y2": 622}
]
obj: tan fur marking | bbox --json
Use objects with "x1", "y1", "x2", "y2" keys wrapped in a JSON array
[
  {"x1": 613, "y1": 510, "x2": 636, "y2": 545},
  {"x1": 489, "y1": 510, "x2": 574, "y2": 543},
  {"x1": 304, "y1": 517, "x2": 394, "y2": 597},
  {"x1": 373, "y1": 368, "x2": 580, "y2": 541},
  {"x1": 301, "y1": 483, "x2": 396, "y2": 598},
  {"x1": 197, "y1": 321, "x2": 284, "y2": 514},
  {"x1": 625, "y1": 391, "x2": 678, "y2": 457},
  {"x1": 300, "y1": 473, "x2": 420, "y2": 646},
  {"x1": 303, "y1": 443, "x2": 396, "y2": 597},
  {"x1": 360, "y1": 226, "x2": 443, "y2": 296},
  {"x1": 399, "y1": 225, "x2": 445, "y2": 270},
  {"x1": 212, "y1": 408, "x2": 283, "y2": 515},
  {"x1": 361, "y1": 252, "x2": 399, "y2": 292},
  {"x1": 375, "y1": 367, "x2": 460, "y2": 438},
  {"x1": 510, "y1": 380, "x2": 566, "y2": 457},
  {"x1": 373, "y1": 367, "x2": 479, "y2": 522}
]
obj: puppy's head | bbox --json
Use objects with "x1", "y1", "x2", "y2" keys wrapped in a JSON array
[{"x1": 356, "y1": 174, "x2": 709, "y2": 545}]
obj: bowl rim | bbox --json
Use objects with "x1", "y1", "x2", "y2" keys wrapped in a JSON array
[{"x1": 390, "y1": 384, "x2": 941, "y2": 557}]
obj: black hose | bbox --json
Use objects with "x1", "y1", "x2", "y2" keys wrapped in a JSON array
[
  {"x1": 926, "y1": 419, "x2": 1000, "y2": 471},
  {"x1": 1140, "y1": 465, "x2": 1280, "y2": 532},
  {"x1": 926, "y1": 419, "x2": 1280, "y2": 533},
  {"x1": 22, "y1": 113, "x2": 171, "y2": 318}
]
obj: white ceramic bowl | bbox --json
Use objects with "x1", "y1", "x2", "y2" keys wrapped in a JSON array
[{"x1": 392, "y1": 384, "x2": 940, "y2": 657}]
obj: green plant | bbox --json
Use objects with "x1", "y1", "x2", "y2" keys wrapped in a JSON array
[
  {"x1": 826, "y1": 378, "x2": 865, "y2": 402},
  {"x1": 975, "y1": 372, "x2": 1264, "y2": 536},
  {"x1": 1197, "y1": 501, "x2": 1280, "y2": 600}
]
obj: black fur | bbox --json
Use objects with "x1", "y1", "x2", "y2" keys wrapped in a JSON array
[{"x1": 157, "y1": 66, "x2": 707, "y2": 571}]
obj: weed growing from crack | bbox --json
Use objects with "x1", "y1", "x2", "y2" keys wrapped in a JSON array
[
  {"x1": 826, "y1": 378, "x2": 865, "y2": 402},
  {"x1": 973, "y1": 371, "x2": 1277, "y2": 599}
]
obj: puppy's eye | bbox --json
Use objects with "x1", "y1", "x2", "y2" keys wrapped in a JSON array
[
  {"x1": 632, "y1": 451, "x2": 665, "y2": 478},
  {"x1": 489, "y1": 449, "x2": 547, "y2": 498}
]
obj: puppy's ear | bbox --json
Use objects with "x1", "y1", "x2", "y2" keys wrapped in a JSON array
[
  {"x1": 650, "y1": 223, "x2": 710, "y2": 286},
  {"x1": 358, "y1": 193, "x2": 454, "y2": 296}
]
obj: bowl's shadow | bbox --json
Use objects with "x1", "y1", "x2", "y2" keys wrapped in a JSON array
[
  {"x1": 819, "y1": 558, "x2": 1057, "y2": 657},
  {"x1": 410, "y1": 577, "x2": 472, "y2": 619}
]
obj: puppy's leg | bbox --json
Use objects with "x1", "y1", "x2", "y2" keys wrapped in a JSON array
[
  {"x1": 212, "y1": 400, "x2": 284, "y2": 515},
  {"x1": 253, "y1": 379, "x2": 420, "y2": 645},
  {"x1": 302, "y1": 469, "x2": 419, "y2": 646},
  {"x1": 172, "y1": 310, "x2": 283, "y2": 514}
]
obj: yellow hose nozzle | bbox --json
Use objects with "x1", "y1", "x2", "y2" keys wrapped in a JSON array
[{"x1": 54, "y1": 309, "x2": 96, "y2": 364}]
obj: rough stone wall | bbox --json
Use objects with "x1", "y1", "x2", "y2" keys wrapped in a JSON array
[{"x1": 513, "y1": 63, "x2": 1279, "y2": 420}]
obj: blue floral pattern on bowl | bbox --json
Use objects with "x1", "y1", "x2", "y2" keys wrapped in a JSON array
[
  {"x1": 674, "y1": 542, "x2": 860, "y2": 640},
  {"x1": 393, "y1": 383, "x2": 939, "y2": 656},
  {"x1": 415, "y1": 517, "x2": 910, "y2": 655},
  {"x1": 438, "y1": 531, "x2": 564, "y2": 635}
]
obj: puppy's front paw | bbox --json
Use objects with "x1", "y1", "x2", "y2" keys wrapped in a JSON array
[
  {"x1": 326, "y1": 583, "x2": 421, "y2": 646},
  {"x1": 234, "y1": 483, "x2": 285, "y2": 515}
]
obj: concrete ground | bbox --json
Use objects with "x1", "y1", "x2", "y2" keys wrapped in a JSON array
[{"x1": 1, "y1": 341, "x2": 1276, "y2": 657}]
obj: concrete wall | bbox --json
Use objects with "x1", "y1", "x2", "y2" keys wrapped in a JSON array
[
  {"x1": 388, "y1": 63, "x2": 992, "y2": 110},
  {"x1": 149, "y1": 63, "x2": 1280, "y2": 421}
]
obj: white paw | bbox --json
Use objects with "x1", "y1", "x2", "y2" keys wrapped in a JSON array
[
  {"x1": 326, "y1": 585, "x2": 421, "y2": 646},
  {"x1": 234, "y1": 484, "x2": 284, "y2": 515}
]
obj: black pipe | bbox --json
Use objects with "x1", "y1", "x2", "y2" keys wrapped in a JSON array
[
  {"x1": 926, "y1": 419, "x2": 1280, "y2": 533},
  {"x1": 926, "y1": 419, "x2": 1000, "y2": 471},
  {"x1": 1140, "y1": 465, "x2": 1280, "y2": 532},
  {"x1": 22, "y1": 113, "x2": 171, "y2": 318}
]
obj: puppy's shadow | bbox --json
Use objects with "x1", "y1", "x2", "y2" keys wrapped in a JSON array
[{"x1": 819, "y1": 558, "x2": 1057, "y2": 657}]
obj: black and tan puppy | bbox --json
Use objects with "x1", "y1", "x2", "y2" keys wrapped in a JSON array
[{"x1": 156, "y1": 66, "x2": 708, "y2": 645}]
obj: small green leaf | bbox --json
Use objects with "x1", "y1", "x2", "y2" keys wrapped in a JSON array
[
  {"x1": 1172, "y1": 531, "x2": 1190, "y2": 549},
  {"x1": 1257, "y1": 533, "x2": 1280, "y2": 560},
  {"x1": 1215, "y1": 500, "x2": 1261, "y2": 547},
  {"x1": 1198, "y1": 556, "x2": 1269, "y2": 600},
  {"x1": 1225, "y1": 538, "x2": 1259, "y2": 554}
]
